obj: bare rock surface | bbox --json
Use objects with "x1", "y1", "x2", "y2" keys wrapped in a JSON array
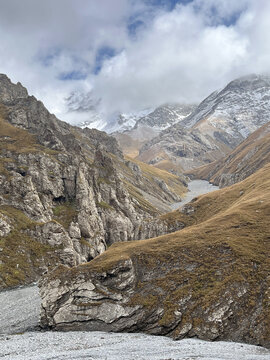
[
  {"x1": 0, "y1": 283, "x2": 269, "y2": 360},
  {"x1": 0, "y1": 74, "x2": 186, "y2": 290},
  {"x1": 1, "y1": 285, "x2": 269, "y2": 359}
]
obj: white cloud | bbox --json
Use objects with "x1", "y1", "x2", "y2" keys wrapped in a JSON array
[
  {"x1": 94, "y1": 1, "x2": 250, "y2": 115},
  {"x1": 0, "y1": 0, "x2": 269, "y2": 124}
]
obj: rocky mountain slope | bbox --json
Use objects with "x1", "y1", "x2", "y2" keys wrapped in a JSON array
[
  {"x1": 138, "y1": 74, "x2": 270, "y2": 171},
  {"x1": 40, "y1": 163, "x2": 270, "y2": 348},
  {"x1": 113, "y1": 103, "x2": 196, "y2": 158},
  {"x1": 0, "y1": 74, "x2": 187, "y2": 289},
  {"x1": 183, "y1": 74, "x2": 270, "y2": 140},
  {"x1": 188, "y1": 121, "x2": 270, "y2": 187},
  {"x1": 134, "y1": 103, "x2": 196, "y2": 130},
  {"x1": 137, "y1": 122, "x2": 230, "y2": 172}
]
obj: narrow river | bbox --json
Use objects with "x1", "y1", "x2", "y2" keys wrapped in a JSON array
[{"x1": 171, "y1": 180, "x2": 219, "y2": 210}]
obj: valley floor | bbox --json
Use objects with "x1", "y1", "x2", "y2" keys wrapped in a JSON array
[
  {"x1": 170, "y1": 180, "x2": 219, "y2": 210},
  {"x1": 0, "y1": 286, "x2": 269, "y2": 360}
]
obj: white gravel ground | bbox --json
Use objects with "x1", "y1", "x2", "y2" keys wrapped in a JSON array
[
  {"x1": 170, "y1": 180, "x2": 219, "y2": 210},
  {"x1": 0, "y1": 331, "x2": 270, "y2": 360},
  {"x1": 0, "y1": 285, "x2": 40, "y2": 334},
  {"x1": 0, "y1": 280, "x2": 269, "y2": 359}
]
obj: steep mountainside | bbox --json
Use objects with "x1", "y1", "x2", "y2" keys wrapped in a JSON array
[
  {"x1": 0, "y1": 74, "x2": 187, "y2": 289},
  {"x1": 113, "y1": 104, "x2": 196, "y2": 159},
  {"x1": 184, "y1": 74, "x2": 270, "y2": 142},
  {"x1": 40, "y1": 163, "x2": 270, "y2": 348},
  {"x1": 135, "y1": 103, "x2": 196, "y2": 130},
  {"x1": 138, "y1": 74, "x2": 270, "y2": 171},
  {"x1": 137, "y1": 123, "x2": 231, "y2": 171},
  {"x1": 189, "y1": 121, "x2": 270, "y2": 187}
]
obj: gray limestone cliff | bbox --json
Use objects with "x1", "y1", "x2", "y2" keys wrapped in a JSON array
[{"x1": 0, "y1": 74, "x2": 185, "y2": 289}]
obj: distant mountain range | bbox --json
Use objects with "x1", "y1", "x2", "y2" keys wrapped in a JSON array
[{"x1": 137, "y1": 74, "x2": 270, "y2": 170}]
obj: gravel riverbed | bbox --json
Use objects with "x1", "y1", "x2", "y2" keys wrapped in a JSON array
[
  {"x1": 0, "y1": 285, "x2": 270, "y2": 360},
  {"x1": 170, "y1": 180, "x2": 219, "y2": 210}
]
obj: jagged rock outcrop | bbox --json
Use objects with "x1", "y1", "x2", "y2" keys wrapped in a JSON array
[
  {"x1": 135, "y1": 103, "x2": 196, "y2": 130},
  {"x1": 0, "y1": 74, "x2": 187, "y2": 289},
  {"x1": 40, "y1": 164, "x2": 270, "y2": 348}
]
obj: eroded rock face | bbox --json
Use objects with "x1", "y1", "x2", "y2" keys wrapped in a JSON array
[
  {"x1": 0, "y1": 74, "x2": 186, "y2": 289},
  {"x1": 39, "y1": 259, "x2": 143, "y2": 332},
  {"x1": 39, "y1": 252, "x2": 270, "y2": 348},
  {"x1": 0, "y1": 145, "x2": 180, "y2": 270},
  {"x1": 0, "y1": 213, "x2": 12, "y2": 236},
  {"x1": 39, "y1": 164, "x2": 270, "y2": 348}
]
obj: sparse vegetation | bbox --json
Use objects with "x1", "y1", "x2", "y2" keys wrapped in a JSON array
[
  {"x1": 0, "y1": 206, "x2": 58, "y2": 288},
  {"x1": 52, "y1": 201, "x2": 77, "y2": 229},
  {"x1": 189, "y1": 121, "x2": 270, "y2": 187},
  {"x1": 50, "y1": 163, "x2": 270, "y2": 344},
  {"x1": 0, "y1": 105, "x2": 59, "y2": 156},
  {"x1": 97, "y1": 201, "x2": 114, "y2": 210}
]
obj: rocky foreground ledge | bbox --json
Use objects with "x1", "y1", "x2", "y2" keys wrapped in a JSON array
[{"x1": 39, "y1": 165, "x2": 270, "y2": 349}]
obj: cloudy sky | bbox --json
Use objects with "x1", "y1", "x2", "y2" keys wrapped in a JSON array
[{"x1": 0, "y1": 0, "x2": 269, "y2": 125}]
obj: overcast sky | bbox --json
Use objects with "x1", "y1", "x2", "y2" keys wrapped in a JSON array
[{"x1": 0, "y1": 0, "x2": 269, "y2": 123}]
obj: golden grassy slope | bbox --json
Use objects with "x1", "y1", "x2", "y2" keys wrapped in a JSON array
[
  {"x1": 110, "y1": 153, "x2": 187, "y2": 215},
  {"x1": 126, "y1": 156, "x2": 186, "y2": 197},
  {"x1": 188, "y1": 121, "x2": 270, "y2": 185},
  {"x1": 54, "y1": 164, "x2": 270, "y2": 344},
  {"x1": 76, "y1": 163, "x2": 270, "y2": 272}
]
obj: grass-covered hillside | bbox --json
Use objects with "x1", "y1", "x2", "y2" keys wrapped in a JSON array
[
  {"x1": 42, "y1": 163, "x2": 270, "y2": 348},
  {"x1": 188, "y1": 121, "x2": 270, "y2": 188}
]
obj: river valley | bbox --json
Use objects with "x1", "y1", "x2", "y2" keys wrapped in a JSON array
[
  {"x1": 1, "y1": 181, "x2": 269, "y2": 359},
  {"x1": 170, "y1": 180, "x2": 219, "y2": 210}
]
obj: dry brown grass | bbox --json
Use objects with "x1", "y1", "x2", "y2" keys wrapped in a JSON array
[
  {"x1": 58, "y1": 165, "x2": 270, "y2": 288},
  {"x1": 153, "y1": 159, "x2": 183, "y2": 174},
  {"x1": 125, "y1": 156, "x2": 186, "y2": 197},
  {"x1": 0, "y1": 115, "x2": 38, "y2": 153},
  {"x1": 189, "y1": 122, "x2": 270, "y2": 184},
  {"x1": 46, "y1": 163, "x2": 270, "y2": 344},
  {"x1": 0, "y1": 104, "x2": 59, "y2": 156},
  {"x1": 0, "y1": 206, "x2": 57, "y2": 288}
]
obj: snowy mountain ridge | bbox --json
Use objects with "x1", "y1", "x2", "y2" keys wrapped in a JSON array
[
  {"x1": 183, "y1": 74, "x2": 270, "y2": 145},
  {"x1": 65, "y1": 90, "x2": 196, "y2": 134},
  {"x1": 138, "y1": 74, "x2": 270, "y2": 171}
]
